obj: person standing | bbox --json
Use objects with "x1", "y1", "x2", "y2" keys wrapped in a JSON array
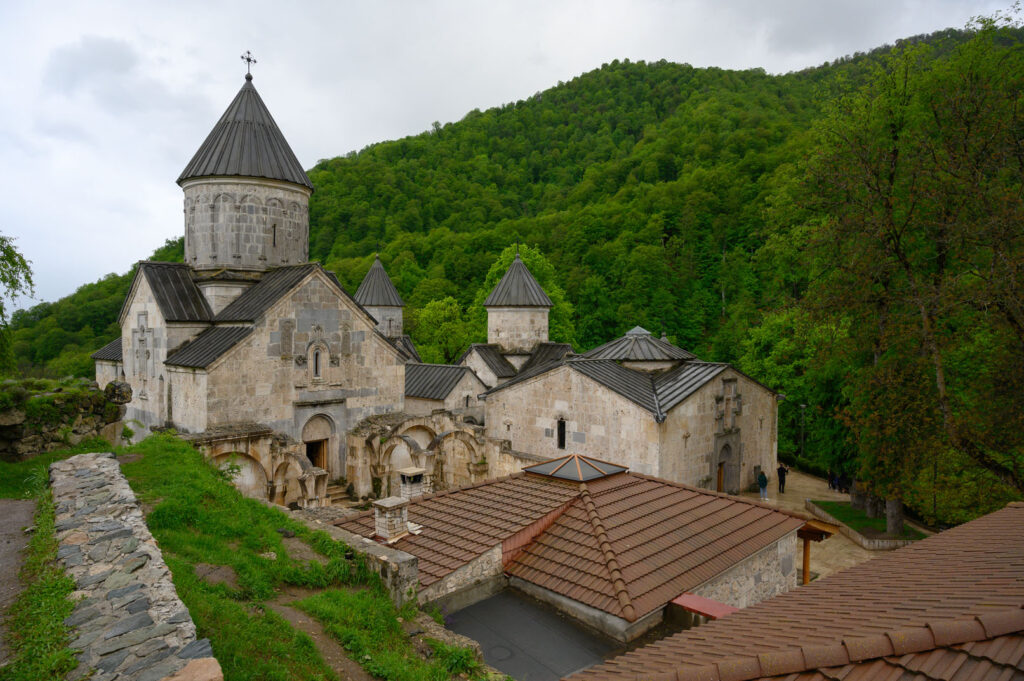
[
  {"x1": 777, "y1": 464, "x2": 789, "y2": 494},
  {"x1": 757, "y1": 470, "x2": 768, "y2": 500}
]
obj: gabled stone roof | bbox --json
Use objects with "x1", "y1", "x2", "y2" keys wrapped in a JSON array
[
  {"x1": 481, "y1": 357, "x2": 730, "y2": 421},
  {"x1": 90, "y1": 337, "x2": 123, "y2": 362},
  {"x1": 125, "y1": 262, "x2": 212, "y2": 324},
  {"x1": 164, "y1": 326, "x2": 253, "y2": 368},
  {"x1": 354, "y1": 256, "x2": 404, "y2": 307},
  {"x1": 177, "y1": 74, "x2": 313, "y2": 190},
  {"x1": 483, "y1": 254, "x2": 553, "y2": 308},
  {"x1": 405, "y1": 363, "x2": 480, "y2": 400},
  {"x1": 458, "y1": 344, "x2": 518, "y2": 378}
]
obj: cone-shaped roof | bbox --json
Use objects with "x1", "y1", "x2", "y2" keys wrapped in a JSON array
[
  {"x1": 583, "y1": 326, "x2": 697, "y2": 362},
  {"x1": 178, "y1": 74, "x2": 313, "y2": 189},
  {"x1": 523, "y1": 453, "x2": 628, "y2": 481},
  {"x1": 354, "y1": 255, "x2": 403, "y2": 307},
  {"x1": 483, "y1": 254, "x2": 553, "y2": 308}
]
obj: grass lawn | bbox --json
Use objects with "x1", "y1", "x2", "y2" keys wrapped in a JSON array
[
  {"x1": 0, "y1": 436, "x2": 111, "y2": 499},
  {"x1": 0, "y1": 438, "x2": 115, "y2": 681},
  {"x1": 0, "y1": 491, "x2": 77, "y2": 681},
  {"x1": 120, "y1": 432, "x2": 486, "y2": 681},
  {"x1": 814, "y1": 500, "x2": 926, "y2": 540}
]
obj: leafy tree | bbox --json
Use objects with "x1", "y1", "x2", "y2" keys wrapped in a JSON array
[
  {"x1": 801, "y1": 13, "x2": 1024, "y2": 528},
  {"x1": 0, "y1": 232, "x2": 34, "y2": 373},
  {"x1": 410, "y1": 297, "x2": 474, "y2": 364}
]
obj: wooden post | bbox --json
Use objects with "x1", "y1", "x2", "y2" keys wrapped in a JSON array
[{"x1": 802, "y1": 536, "x2": 812, "y2": 585}]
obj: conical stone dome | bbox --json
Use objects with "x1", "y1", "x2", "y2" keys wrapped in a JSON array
[{"x1": 178, "y1": 74, "x2": 312, "y2": 189}]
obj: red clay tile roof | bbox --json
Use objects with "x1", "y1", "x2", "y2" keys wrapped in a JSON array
[
  {"x1": 508, "y1": 474, "x2": 803, "y2": 621},
  {"x1": 568, "y1": 502, "x2": 1024, "y2": 681},
  {"x1": 334, "y1": 473, "x2": 579, "y2": 586},
  {"x1": 336, "y1": 470, "x2": 805, "y2": 619}
]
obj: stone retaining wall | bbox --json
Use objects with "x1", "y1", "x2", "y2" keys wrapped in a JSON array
[
  {"x1": 276, "y1": 501, "x2": 419, "y2": 608},
  {"x1": 805, "y1": 500, "x2": 917, "y2": 551},
  {"x1": 0, "y1": 381, "x2": 125, "y2": 462},
  {"x1": 50, "y1": 452, "x2": 222, "y2": 681}
]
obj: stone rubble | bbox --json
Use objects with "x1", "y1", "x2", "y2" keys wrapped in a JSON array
[{"x1": 50, "y1": 452, "x2": 222, "y2": 681}]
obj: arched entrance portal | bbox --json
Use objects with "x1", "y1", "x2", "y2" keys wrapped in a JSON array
[
  {"x1": 715, "y1": 442, "x2": 740, "y2": 494},
  {"x1": 302, "y1": 415, "x2": 335, "y2": 472}
]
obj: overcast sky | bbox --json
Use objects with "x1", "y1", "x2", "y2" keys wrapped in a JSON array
[{"x1": 0, "y1": 0, "x2": 1007, "y2": 310}]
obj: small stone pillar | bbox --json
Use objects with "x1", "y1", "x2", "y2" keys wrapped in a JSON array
[
  {"x1": 373, "y1": 496, "x2": 409, "y2": 541},
  {"x1": 397, "y1": 467, "x2": 426, "y2": 500}
]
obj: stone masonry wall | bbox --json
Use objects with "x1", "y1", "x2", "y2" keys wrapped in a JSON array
[
  {"x1": 182, "y1": 178, "x2": 310, "y2": 272},
  {"x1": 658, "y1": 368, "x2": 778, "y2": 491},
  {"x1": 692, "y1": 530, "x2": 798, "y2": 608},
  {"x1": 483, "y1": 366, "x2": 661, "y2": 475},
  {"x1": 418, "y1": 544, "x2": 502, "y2": 604},
  {"x1": 200, "y1": 271, "x2": 405, "y2": 478},
  {"x1": 50, "y1": 452, "x2": 222, "y2": 681},
  {"x1": 487, "y1": 307, "x2": 549, "y2": 353}
]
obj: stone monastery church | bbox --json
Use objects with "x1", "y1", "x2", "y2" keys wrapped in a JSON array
[{"x1": 92, "y1": 73, "x2": 780, "y2": 508}]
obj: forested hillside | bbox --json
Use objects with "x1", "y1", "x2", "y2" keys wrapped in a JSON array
[{"x1": 8, "y1": 22, "x2": 1022, "y2": 524}]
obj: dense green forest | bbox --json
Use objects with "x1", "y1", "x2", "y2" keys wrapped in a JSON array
[{"x1": 7, "y1": 20, "x2": 1022, "y2": 525}]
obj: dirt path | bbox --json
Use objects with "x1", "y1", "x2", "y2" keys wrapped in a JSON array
[
  {"x1": 267, "y1": 591, "x2": 374, "y2": 681},
  {"x1": 0, "y1": 498, "x2": 37, "y2": 665}
]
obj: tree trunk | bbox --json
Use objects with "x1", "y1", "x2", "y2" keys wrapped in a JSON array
[
  {"x1": 850, "y1": 480, "x2": 867, "y2": 510},
  {"x1": 885, "y1": 497, "x2": 904, "y2": 536},
  {"x1": 865, "y1": 494, "x2": 884, "y2": 518}
]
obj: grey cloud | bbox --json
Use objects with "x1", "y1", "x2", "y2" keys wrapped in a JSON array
[{"x1": 42, "y1": 35, "x2": 194, "y2": 115}]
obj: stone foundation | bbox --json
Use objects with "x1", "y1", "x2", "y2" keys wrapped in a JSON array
[{"x1": 50, "y1": 453, "x2": 222, "y2": 681}]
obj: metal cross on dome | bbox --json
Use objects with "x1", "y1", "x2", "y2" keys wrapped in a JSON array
[{"x1": 241, "y1": 50, "x2": 257, "y2": 75}]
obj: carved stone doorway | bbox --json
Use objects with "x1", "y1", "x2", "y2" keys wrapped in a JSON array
[{"x1": 305, "y1": 440, "x2": 326, "y2": 468}]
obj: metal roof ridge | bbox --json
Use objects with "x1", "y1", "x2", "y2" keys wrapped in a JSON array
[
  {"x1": 578, "y1": 482, "x2": 637, "y2": 622},
  {"x1": 649, "y1": 372, "x2": 665, "y2": 423}
]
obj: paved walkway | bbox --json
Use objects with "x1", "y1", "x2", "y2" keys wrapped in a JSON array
[
  {"x1": 0, "y1": 498, "x2": 36, "y2": 665},
  {"x1": 740, "y1": 470, "x2": 877, "y2": 581}
]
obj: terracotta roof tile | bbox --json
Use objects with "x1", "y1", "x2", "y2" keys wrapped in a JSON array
[{"x1": 568, "y1": 504, "x2": 1024, "y2": 681}]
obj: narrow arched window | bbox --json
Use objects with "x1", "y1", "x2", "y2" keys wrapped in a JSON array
[
  {"x1": 557, "y1": 418, "x2": 566, "y2": 449},
  {"x1": 313, "y1": 349, "x2": 321, "y2": 378},
  {"x1": 272, "y1": 224, "x2": 277, "y2": 247}
]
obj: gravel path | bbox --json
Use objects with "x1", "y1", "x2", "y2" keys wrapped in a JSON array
[{"x1": 0, "y1": 498, "x2": 36, "y2": 665}]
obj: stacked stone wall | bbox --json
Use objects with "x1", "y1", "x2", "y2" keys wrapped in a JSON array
[
  {"x1": 50, "y1": 453, "x2": 222, "y2": 681},
  {"x1": 692, "y1": 531, "x2": 798, "y2": 608},
  {"x1": 418, "y1": 545, "x2": 503, "y2": 604}
]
